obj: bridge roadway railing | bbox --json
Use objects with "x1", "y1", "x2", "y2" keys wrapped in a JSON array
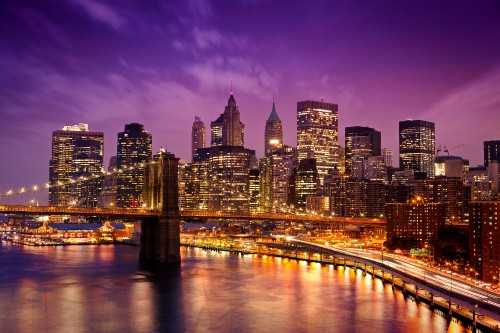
[
  {"x1": 0, "y1": 205, "x2": 160, "y2": 218},
  {"x1": 0, "y1": 206, "x2": 386, "y2": 225},
  {"x1": 291, "y1": 239, "x2": 500, "y2": 322},
  {"x1": 180, "y1": 210, "x2": 386, "y2": 225}
]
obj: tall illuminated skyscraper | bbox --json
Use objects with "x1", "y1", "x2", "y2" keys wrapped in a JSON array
[
  {"x1": 49, "y1": 123, "x2": 104, "y2": 207},
  {"x1": 116, "y1": 123, "x2": 152, "y2": 207},
  {"x1": 399, "y1": 120, "x2": 435, "y2": 179},
  {"x1": 192, "y1": 116, "x2": 206, "y2": 162},
  {"x1": 264, "y1": 102, "x2": 283, "y2": 156},
  {"x1": 222, "y1": 93, "x2": 245, "y2": 146},
  {"x1": 297, "y1": 100, "x2": 338, "y2": 184}
]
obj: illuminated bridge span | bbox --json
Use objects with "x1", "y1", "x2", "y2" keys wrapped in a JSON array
[
  {"x1": 0, "y1": 205, "x2": 159, "y2": 218},
  {"x1": 0, "y1": 205, "x2": 386, "y2": 226},
  {"x1": 180, "y1": 210, "x2": 387, "y2": 225}
]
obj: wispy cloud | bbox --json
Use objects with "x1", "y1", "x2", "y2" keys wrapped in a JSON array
[
  {"x1": 69, "y1": 0, "x2": 127, "y2": 31},
  {"x1": 421, "y1": 67, "x2": 500, "y2": 164},
  {"x1": 185, "y1": 56, "x2": 277, "y2": 97}
]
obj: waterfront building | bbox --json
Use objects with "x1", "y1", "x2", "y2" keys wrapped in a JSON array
[
  {"x1": 297, "y1": 100, "x2": 338, "y2": 184},
  {"x1": 382, "y1": 148, "x2": 393, "y2": 167},
  {"x1": 345, "y1": 126, "x2": 381, "y2": 175},
  {"x1": 264, "y1": 102, "x2": 283, "y2": 156},
  {"x1": 386, "y1": 198, "x2": 445, "y2": 247},
  {"x1": 259, "y1": 146, "x2": 296, "y2": 213},
  {"x1": 192, "y1": 116, "x2": 206, "y2": 162},
  {"x1": 484, "y1": 140, "x2": 500, "y2": 167},
  {"x1": 49, "y1": 123, "x2": 104, "y2": 207},
  {"x1": 469, "y1": 201, "x2": 500, "y2": 282},
  {"x1": 97, "y1": 156, "x2": 117, "y2": 208},
  {"x1": 399, "y1": 120, "x2": 435, "y2": 179},
  {"x1": 116, "y1": 123, "x2": 152, "y2": 208}
]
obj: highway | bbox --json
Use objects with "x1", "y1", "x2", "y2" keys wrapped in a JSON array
[{"x1": 291, "y1": 239, "x2": 500, "y2": 317}]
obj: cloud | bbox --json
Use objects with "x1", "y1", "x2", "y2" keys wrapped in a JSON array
[
  {"x1": 193, "y1": 27, "x2": 223, "y2": 49},
  {"x1": 421, "y1": 67, "x2": 500, "y2": 164},
  {"x1": 185, "y1": 56, "x2": 278, "y2": 98},
  {"x1": 69, "y1": 0, "x2": 127, "y2": 31}
]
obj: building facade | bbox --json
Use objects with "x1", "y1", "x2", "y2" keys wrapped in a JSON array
[
  {"x1": 97, "y1": 156, "x2": 117, "y2": 208},
  {"x1": 294, "y1": 158, "x2": 318, "y2": 211},
  {"x1": 49, "y1": 123, "x2": 104, "y2": 207},
  {"x1": 297, "y1": 100, "x2": 338, "y2": 184},
  {"x1": 116, "y1": 123, "x2": 152, "y2": 208},
  {"x1": 484, "y1": 140, "x2": 500, "y2": 167},
  {"x1": 192, "y1": 116, "x2": 206, "y2": 162},
  {"x1": 207, "y1": 146, "x2": 255, "y2": 213},
  {"x1": 386, "y1": 199, "x2": 445, "y2": 247},
  {"x1": 264, "y1": 102, "x2": 283, "y2": 156},
  {"x1": 345, "y1": 126, "x2": 381, "y2": 175},
  {"x1": 469, "y1": 201, "x2": 500, "y2": 282},
  {"x1": 259, "y1": 146, "x2": 296, "y2": 213},
  {"x1": 399, "y1": 120, "x2": 435, "y2": 179}
]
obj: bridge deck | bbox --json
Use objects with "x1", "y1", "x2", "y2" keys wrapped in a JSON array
[{"x1": 0, "y1": 205, "x2": 386, "y2": 225}]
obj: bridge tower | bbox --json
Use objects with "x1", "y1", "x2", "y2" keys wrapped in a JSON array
[{"x1": 140, "y1": 155, "x2": 181, "y2": 263}]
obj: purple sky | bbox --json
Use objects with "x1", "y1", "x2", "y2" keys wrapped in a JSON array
[{"x1": 1, "y1": 0, "x2": 500, "y2": 192}]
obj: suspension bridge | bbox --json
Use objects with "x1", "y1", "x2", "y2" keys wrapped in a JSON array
[{"x1": 0, "y1": 155, "x2": 386, "y2": 264}]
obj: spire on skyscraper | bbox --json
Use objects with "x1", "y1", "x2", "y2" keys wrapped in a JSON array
[{"x1": 265, "y1": 101, "x2": 283, "y2": 156}]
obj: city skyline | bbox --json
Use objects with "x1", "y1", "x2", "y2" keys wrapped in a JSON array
[{"x1": 1, "y1": 0, "x2": 500, "y2": 190}]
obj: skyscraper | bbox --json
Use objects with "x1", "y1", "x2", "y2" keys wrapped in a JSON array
[
  {"x1": 259, "y1": 146, "x2": 296, "y2": 213},
  {"x1": 116, "y1": 123, "x2": 152, "y2": 208},
  {"x1": 345, "y1": 126, "x2": 381, "y2": 175},
  {"x1": 204, "y1": 93, "x2": 253, "y2": 213},
  {"x1": 222, "y1": 94, "x2": 245, "y2": 146},
  {"x1": 484, "y1": 140, "x2": 500, "y2": 167},
  {"x1": 399, "y1": 120, "x2": 435, "y2": 179},
  {"x1": 294, "y1": 158, "x2": 318, "y2": 211},
  {"x1": 192, "y1": 116, "x2": 206, "y2": 162},
  {"x1": 297, "y1": 100, "x2": 338, "y2": 184},
  {"x1": 49, "y1": 123, "x2": 104, "y2": 207},
  {"x1": 264, "y1": 102, "x2": 283, "y2": 156},
  {"x1": 469, "y1": 201, "x2": 500, "y2": 282},
  {"x1": 382, "y1": 148, "x2": 393, "y2": 167}
]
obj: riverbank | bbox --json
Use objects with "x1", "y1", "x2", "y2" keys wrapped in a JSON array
[{"x1": 181, "y1": 237, "x2": 500, "y2": 333}]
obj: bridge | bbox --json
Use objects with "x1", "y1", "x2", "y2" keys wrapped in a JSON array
[
  {"x1": 0, "y1": 205, "x2": 386, "y2": 225},
  {"x1": 0, "y1": 155, "x2": 386, "y2": 265}
]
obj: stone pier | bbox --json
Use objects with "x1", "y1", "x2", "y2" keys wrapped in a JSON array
[{"x1": 140, "y1": 155, "x2": 181, "y2": 264}]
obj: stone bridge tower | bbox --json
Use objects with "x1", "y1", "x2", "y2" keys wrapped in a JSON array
[{"x1": 140, "y1": 154, "x2": 181, "y2": 263}]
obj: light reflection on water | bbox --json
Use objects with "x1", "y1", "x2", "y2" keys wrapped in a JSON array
[{"x1": 0, "y1": 241, "x2": 470, "y2": 333}]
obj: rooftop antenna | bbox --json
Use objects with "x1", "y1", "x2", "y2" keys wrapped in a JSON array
[{"x1": 230, "y1": 79, "x2": 233, "y2": 95}]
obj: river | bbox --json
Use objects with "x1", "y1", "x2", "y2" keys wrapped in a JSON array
[{"x1": 0, "y1": 241, "x2": 470, "y2": 332}]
